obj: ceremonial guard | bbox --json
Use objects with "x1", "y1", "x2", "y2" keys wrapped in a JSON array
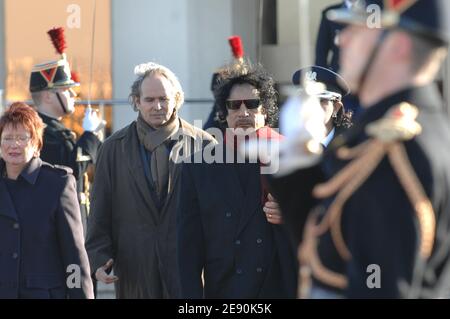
[{"x1": 29, "y1": 27, "x2": 104, "y2": 232}]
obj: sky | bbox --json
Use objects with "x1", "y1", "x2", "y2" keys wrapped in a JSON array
[{"x1": 4, "y1": 0, "x2": 112, "y2": 100}]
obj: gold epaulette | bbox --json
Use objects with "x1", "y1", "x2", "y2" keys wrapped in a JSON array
[{"x1": 366, "y1": 102, "x2": 422, "y2": 142}]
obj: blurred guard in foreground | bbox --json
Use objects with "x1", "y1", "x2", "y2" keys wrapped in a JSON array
[{"x1": 269, "y1": 0, "x2": 450, "y2": 298}]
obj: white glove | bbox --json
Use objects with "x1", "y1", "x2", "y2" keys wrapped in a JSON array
[
  {"x1": 240, "y1": 88, "x2": 327, "y2": 176},
  {"x1": 82, "y1": 108, "x2": 106, "y2": 133},
  {"x1": 276, "y1": 88, "x2": 327, "y2": 176}
]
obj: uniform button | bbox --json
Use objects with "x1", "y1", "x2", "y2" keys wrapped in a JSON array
[
  {"x1": 13, "y1": 223, "x2": 19, "y2": 230},
  {"x1": 236, "y1": 269, "x2": 243, "y2": 275},
  {"x1": 12, "y1": 253, "x2": 18, "y2": 259},
  {"x1": 256, "y1": 238, "x2": 263, "y2": 244},
  {"x1": 256, "y1": 267, "x2": 263, "y2": 273},
  {"x1": 235, "y1": 240, "x2": 241, "y2": 245},
  {"x1": 226, "y1": 212, "x2": 232, "y2": 218}
]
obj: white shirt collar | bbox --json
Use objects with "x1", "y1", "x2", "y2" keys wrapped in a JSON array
[
  {"x1": 322, "y1": 127, "x2": 336, "y2": 147},
  {"x1": 345, "y1": 0, "x2": 357, "y2": 9}
]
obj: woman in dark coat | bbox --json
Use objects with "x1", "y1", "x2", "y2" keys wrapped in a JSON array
[{"x1": 0, "y1": 102, "x2": 93, "y2": 299}]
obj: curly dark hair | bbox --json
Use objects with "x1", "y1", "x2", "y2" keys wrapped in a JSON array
[
  {"x1": 332, "y1": 100, "x2": 353, "y2": 129},
  {"x1": 214, "y1": 60, "x2": 278, "y2": 128}
]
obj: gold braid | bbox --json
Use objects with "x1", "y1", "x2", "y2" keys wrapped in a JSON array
[
  {"x1": 387, "y1": 143, "x2": 436, "y2": 259},
  {"x1": 297, "y1": 103, "x2": 435, "y2": 297}
]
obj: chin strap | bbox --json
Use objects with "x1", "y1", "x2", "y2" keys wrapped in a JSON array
[{"x1": 55, "y1": 92, "x2": 70, "y2": 114}]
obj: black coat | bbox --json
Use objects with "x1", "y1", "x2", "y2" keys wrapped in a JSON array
[
  {"x1": 315, "y1": 2, "x2": 346, "y2": 72},
  {"x1": 0, "y1": 158, "x2": 93, "y2": 299},
  {"x1": 38, "y1": 113, "x2": 101, "y2": 233},
  {"x1": 269, "y1": 84, "x2": 450, "y2": 298},
  {"x1": 177, "y1": 145, "x2": 298, "y2": 299}
]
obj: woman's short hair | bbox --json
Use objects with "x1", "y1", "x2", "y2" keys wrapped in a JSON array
[
  {"x1": 214, "y1": 60, "x2": 278, "y2": 128},
  {"x1": 129, "y1": 62, "x2": 185, "y2": 112},
  {"x1": 0, "y1": 102, "x2": 45, "y2": 152}
]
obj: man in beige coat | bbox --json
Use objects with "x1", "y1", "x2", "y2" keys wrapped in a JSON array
[{"x1": 85, "y1": 62, "x2": 215, "y2": 298}]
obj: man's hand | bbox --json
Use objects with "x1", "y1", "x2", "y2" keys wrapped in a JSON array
[
  {"x1": 95, "y1": 258, "x2": 118, "y2": 284},
  {"x1": 263, "y1": 193, "x2": 283, "y2": 225}
]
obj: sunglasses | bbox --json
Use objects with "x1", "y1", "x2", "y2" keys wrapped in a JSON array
[{"x1": 226, "y1": 99, "x2": 261, "y2": 110}]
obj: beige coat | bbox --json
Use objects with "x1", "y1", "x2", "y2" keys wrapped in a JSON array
[{"x1": 85, "y1": 118, "x2": 215, "y2": 298}]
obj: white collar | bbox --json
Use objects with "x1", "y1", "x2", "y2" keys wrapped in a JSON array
[
  {"x1": 322, "y1": 127, "x2": 336, "y2": 147},
  {"x1": 345, "y1": 0, "x2": 357, "y2": 9}
]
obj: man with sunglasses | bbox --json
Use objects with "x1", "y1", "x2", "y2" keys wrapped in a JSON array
[
  {"x1": 269, "y1": 0, "x2": 450, "y2": 298},
  {"x1": 177, "y1": 61, "x2": 297, "y2": 299}
]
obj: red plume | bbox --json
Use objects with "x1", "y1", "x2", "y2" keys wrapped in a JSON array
[
  {"x1": 228, "y1": 35, "x2": 244, "y2": 59},
  {"x1": 47, "y1": 27, "x2": 67, "y2": 56},
  {"x1": 71, "y1": 71, "x2": 80, "y2": 83}
]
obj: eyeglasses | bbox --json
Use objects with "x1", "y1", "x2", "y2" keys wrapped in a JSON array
[
  {"x1": 226, "y1": 99, "x2": 261, "y2": 110},
  {"x1": 1, "y1": 135, "x2": 31, "y2": 146}
]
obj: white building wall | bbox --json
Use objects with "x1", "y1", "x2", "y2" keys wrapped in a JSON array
[
  {"x1": 230, "y1": 0, "x2": 258, "y2": 61},
  {"x1": 111, "y1": 0, "x2": 189, "y2": 131},
  {"x1": 261, "y1": 0, "x2": 339, "y2": 83},
  {"x1": 111, "y1": 0, "x2": 260, "y2": 132},
  {"x1": 110, "y1": 0, "x2": 352, "y2": 131},
  {"x1": 182, "y1": 0, "x2": 232, "y2": 128}
]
